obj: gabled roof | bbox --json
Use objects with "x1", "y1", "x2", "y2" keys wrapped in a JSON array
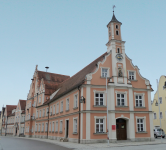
[
  {"x1": 107, "y1": 12, "x2": 122, "y2": 27},
  {"x1": 46, "y1": 52, "x2": 107, "y2": 104},
  {"x1": 6, "y1": 105, "x2": 17, "y2": 116},
  {"x1": 19, "y1": 100, "x2": 26, "y2": 110}
]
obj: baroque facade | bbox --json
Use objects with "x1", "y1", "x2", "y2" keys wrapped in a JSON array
[{"x1": 23, "y1": 12, "x2": 154, "y2": 143}]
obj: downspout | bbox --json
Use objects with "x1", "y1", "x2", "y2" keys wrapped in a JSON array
[
  {"x1": 47, "y1": 103, "x2": 49, "y2": 139},
  {"x1": 5, "y1": 116, "x2": 8, "y2": 136},
  {"x1": 78, "y1": 86, "x2": 81, "y2": 144}
]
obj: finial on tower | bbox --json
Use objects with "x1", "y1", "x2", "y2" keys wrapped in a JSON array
[{"x1": 113, "y1": 5, "x2": 116, "y2": 13}]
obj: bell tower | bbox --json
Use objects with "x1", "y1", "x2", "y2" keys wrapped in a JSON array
[
  {"x1": 106, "y1": 9, "x2": 127, "y2": 85},
  {"x1": 107, "y1": 11, "x2": 122, "y2": 42}
]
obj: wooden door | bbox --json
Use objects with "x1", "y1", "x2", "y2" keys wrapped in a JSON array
[{"x1": 116, "y1": 119, "x2": 127, "y2": 140}]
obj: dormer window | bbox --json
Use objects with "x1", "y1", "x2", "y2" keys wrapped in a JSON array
[
  {"x1": 116, "y1": 25, "x2": 118, "y2": 29},
  {"x1": 116, "y1": 30, "x2": 119, "y2": 35}
]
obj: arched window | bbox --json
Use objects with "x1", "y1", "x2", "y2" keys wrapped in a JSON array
[
  {"x1": 117, "y1": 48, "x2": 120, "y2": 53},
  {"x1": 116, "y1": 30, "x2": 119, "y2": 35},
  {"x1": 116, "y1": 25, "x2": 118, "y2": 29}
]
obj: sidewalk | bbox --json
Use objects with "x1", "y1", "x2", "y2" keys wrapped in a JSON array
[{"x1": 14, "y1": 137, "x2": 166, "y2": 150}]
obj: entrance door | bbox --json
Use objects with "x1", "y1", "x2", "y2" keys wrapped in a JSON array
[
  {"x1": 66, "y1": 120, "x2": 69, "y2": 138},
  {"x1": 116, "y1": 119, "x2": 127, "y2": 140}
]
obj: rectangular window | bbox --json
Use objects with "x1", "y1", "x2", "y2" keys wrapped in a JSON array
[
  {"x1": 50, "y1": 106, "x2": 52, "y2": 116},
  {"x1": 129, "y1": 71, "x2": 135, "y2": 80},
  {"x1": 43, "y1": 109, "x2": 45, "y2": 117},
  {"x1": 74, "y1": 119, "x2": 77, "y2": 133},
  {"x1": 46, "y1": 108, "x2": 49, "y2": 116},
  {"x1": 49, "y1": 122, "x2": 51, "y2": 132},
  {"x1": 56, "y1": 103, "x2": 59, "y2": 113},
  {"x1": 31, "y1": 126, "x2": 33, "y2": 133},
  {"x1": 96, "y1": 119, "x2": 104, "y2": 133},
  {"x1": 159, "y1": 97, "x2": 162, "y2": 104},
  {"x1": 102, "y1": 68, "x2": 108, "y2": 78},
  {"x1": 38, "y1": 124, "x2": 40, "y2": 132},
  {"x1": 39, "y1": 97, "x2": 41, "y2": 103},
  {"x1": 39, "y1": 110, "x2": 41, "y2": 118},
  {"x1": 135, "y1": 95, "x2": 143, "y2": 107},
  {"x1": 52, "y1": 122, "x2": 54, "y2": 132},
  {"x1": 42, "y1": 123, "x2": 44, "y2": 132},
  {"x1": 45, "y1": 123, "x2": 48, "y2": 131},
  {"x1": 137, "y1": 119, "x2": 144, "y2": 132},
  {"x1": 160, "y1": 112, "x2": 163, "y2": 119},
  {"x1": 74, "y1": 95, "x2": 78, "y2": 108},
  {"x1": 95, "y1": 93, "x2": 104, "y2": 105},
  {"x1": 154, "y1": 113, "x2": 157, "y2": 119},
  {"x1": 36, "y1": 111, "x2": 38, "y2": 118},
  {"x1": 56, "y1": 121, "x2": 58, "y2": 132},
  {"x1": 117, "y1": 94, "x2": 125, "y2": 106},
  {"x1": 35, "y1": 124, "x2": 37, "y2": 131},
  {"x1": 61, "y1": 101, "x2": 63, "y2": 112},
  {"x1": 60, "y1": 121, "x2": 63, "y2": 132},
  {"x1": 66, "y1": 99, "x2": 69, "y2": 110},
  {"x1": 53, "y1": 105, "x2": 55, "y2": 114}
]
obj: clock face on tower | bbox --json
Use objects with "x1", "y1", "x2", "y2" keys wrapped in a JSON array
[{"x1": 116, "y1": 54, "x2": 123, "y2": 61}]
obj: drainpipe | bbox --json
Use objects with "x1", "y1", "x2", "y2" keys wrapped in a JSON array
[
  {"x1": 5, "y1": 116, "x2": 8, "y2": 136},
  {"x1": 78, "y1": 86, "x2": 81, "y2": 144},
  {"x1": 47, "y1": 103, "x2": 49, "y2": 139}
]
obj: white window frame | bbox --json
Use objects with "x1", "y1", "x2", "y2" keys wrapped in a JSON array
[
  {"x1": 93, "y1": 90, "x2": 106, "y2": 106},
  {"x1": 39, "y1": 97, "x2": 41, "y2": 103},
  {"x1": 60, "y1": 101, "x2": 63, "y2": 112},
  {"x1": 128, "y1": 70, "x2": 136, "y2": 80},
  {"x1": 36, "y1": 111, "x2": 38, "y2": 118},
  {"x1": 39, "y1": 110, "x2": 41, "y2": 118},
  {"x1": 66, "y1": 98, "x2": 69, "y2": 110},
  {"x1": 134, "y1": 92, "x2": 145, "y2": 107},
  {"x1": 38, "y1": 124, "x2": 41, "y2": 132},
  {"x1": 115, "y1": 91, "x2": 128, "y2": 106},
  {"x1": 74, "y1": 94, "x2": 78, "y2": 108},
  {"x1": 56, "y1": 103, "x2": 59, "y2": 114},
  {"x1": 56, "y1": 121, "x2": 58, "y2": 132},
  {"x1": 53, "y1": 105, "x2": 55, "y2": 114},
  {"x1": 35, "y1": 124, "x2": 37, "y2": 131},
  {"x1": 94, "y1": 116, "x2": 106, "y2": 133},
  {"x1": 45, "y1": 123, "x2": 48, "y2": 132},
  {"x1": 60, "y1": 120, "x2": 63, "y2": 132},
  {"x1": 136, "y1": 116, "x2": 146, "y2": 132},
  {"x1": 42, "y1": 123, "x2": 44, "y2": 131},
  {"x1": 73, "y1": 117, "x2": 78, "y2": 133},
  {"x1": 49, "y1": 122, "x2": 51, "y2": 132},
  {"x1": 43, "y1": 109, "x2": 45, "y2": 117},
  {"x1": 52, "y1": 122, "x2": 54, "y2": 132},
  {"x1": 101, "y1": 67, "x2": 110, "y2": 78}
]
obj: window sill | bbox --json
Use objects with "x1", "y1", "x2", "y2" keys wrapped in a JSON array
[
  {"x1": 93, "y1": 132, "x2": 107, "y2": 135},
  {"x1": 100, "y1": 76, "x2": 111, "y2": 79},
  {"x1": 73, "y1": 107, "x2": 78, "y2": 110},
  {"x1": 55, "y1": 131, "x2": 58, "y2": 133},
  {"x1": 59, "y1": 131, "x2": 63, "y2": 134},
  {"x1": 66, "y1": 110, "x2": 70, "y2": 112},
  {"x1": 134, "y1": 107, "x2": 146, "y2": 109},
  {"x1": 136, "y1": 131, "x2": 147, "y2": 134},
  {"x1": 73, "y1": 132, "x2": 78, "y2": 135},
  {"x1": 116, "y1": 106, "x2": 128, "y2": 108},
  {"x1": 129, "y1": 80, "x2": 138, "y2": 82},
  {"x1": 93, "y1": 105, "x2": 106, "y2": 108},
  {"x1": 60, "y1": 111, "x2": 63, "y2": 113}
]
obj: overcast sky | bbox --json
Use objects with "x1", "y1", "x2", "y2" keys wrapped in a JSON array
[{"x1": 0, "y1": 0, "x2": 166, "y2": 109}]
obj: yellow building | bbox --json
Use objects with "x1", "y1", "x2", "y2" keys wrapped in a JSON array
[{"x1": 152, "y1": 75, "x2": 166, "y2": 133}]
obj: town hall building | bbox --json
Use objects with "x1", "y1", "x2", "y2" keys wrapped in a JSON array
[{"x1": 24, "y1": 12, "x2": 154, "y2": 143}]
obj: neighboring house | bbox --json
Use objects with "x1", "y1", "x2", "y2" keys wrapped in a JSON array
[
  {"x1": 1, "y1": 107, "x2": 5, "y2": 135},
  {"x1": 24, "y1": 12, "x2": 154, "y2": 143},
  {"x1": 152, "y1": 76, "x2": 166, "y2": 132},
  {"x1": 2, "y1": 105, "x2": 17, "y2": 136},
  {"x1": 24, "y1": 65, "x2": 70, "y2": 137}
]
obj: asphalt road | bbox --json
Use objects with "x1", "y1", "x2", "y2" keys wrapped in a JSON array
[{"x1": 0, "y1": 136, "x2": 72, "y2": 150}]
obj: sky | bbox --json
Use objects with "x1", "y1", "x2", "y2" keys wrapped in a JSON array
[{"x1": 0, "y1": 0, "x2": 166, "y2": 109}]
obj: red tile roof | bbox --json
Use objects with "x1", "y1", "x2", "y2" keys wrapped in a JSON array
[
  {"x1": 6, "y1": 105, "x2": 17, "y2": 116},
  {"x1": 19, "y1": 100, "x2": 26, "y2": 110},
  {"x1": 47, "y1": 52, "x2": 107, "y2": 104}
]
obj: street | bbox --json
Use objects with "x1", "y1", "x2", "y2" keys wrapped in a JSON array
[
  {"x1": 1, "y1": 136, "x2": 166, "y2": 150},
  {"x1": 0, "y1": 136, "x2": 71, "y2": 150}
]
